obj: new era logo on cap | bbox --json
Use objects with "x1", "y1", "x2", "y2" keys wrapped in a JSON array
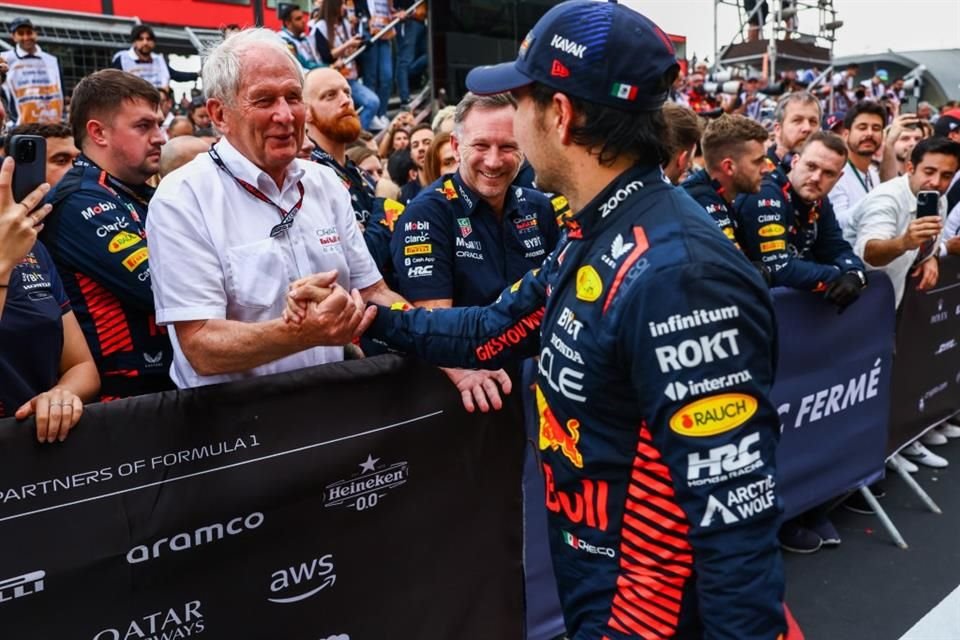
[{"x1": 551, "y1": 60, "x2": 570, "y2": 78}]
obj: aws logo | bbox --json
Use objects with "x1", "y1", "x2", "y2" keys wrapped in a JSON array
[{"x1": 669, "y1": 393, "x2": 758, "y2": 437}]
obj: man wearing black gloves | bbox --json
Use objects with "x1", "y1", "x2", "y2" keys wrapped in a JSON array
[{"x1": 737, "y1": 130, "x2": 867, "y2": 310}]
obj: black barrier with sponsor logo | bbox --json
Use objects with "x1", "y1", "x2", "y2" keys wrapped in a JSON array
[
  {"x1": 771, "y1": 275, "x2": 895, "y2": 518},
  {"x1": 889, "y1": 255, "x2": 960, "y2": 454},
  {"x1": 0, "y1": 356, "x2": 525, "y2": 639}
]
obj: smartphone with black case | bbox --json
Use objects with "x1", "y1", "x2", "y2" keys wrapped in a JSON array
[
  {"x1": 917, "y1": 190, "x2": 939, "y2": 217},
  {"x1": 8, "y1": 134, "x2": 46, "y2": 203}
]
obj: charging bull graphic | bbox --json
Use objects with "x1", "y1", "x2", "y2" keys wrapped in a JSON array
[{"x1": 536, "y1": 384, "x2": 583, "y2": 468}]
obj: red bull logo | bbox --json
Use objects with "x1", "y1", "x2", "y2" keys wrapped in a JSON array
[
  {"x1": 537, "y1": 385, "x2": 583, "y2": 468},
  {"x1": 379, "y1": 199, "x2": 406, "y2": 232},
  {"x1": 441, "y1": 179, "x2": 458, "y2": 201},
  {"x1": 543, "y1": 463, "x2": 608, "y2": 531}
]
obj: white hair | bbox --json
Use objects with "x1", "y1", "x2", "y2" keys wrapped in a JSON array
[{"x1": 202, "y1": 28, "x2": 304, "y2": 105}]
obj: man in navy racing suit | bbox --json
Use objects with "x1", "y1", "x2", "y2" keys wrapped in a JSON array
[
  {"x1": 736, "y1": 131, "x2": 867, "y2": 308},
  {"x1": 41, "y1": 69, "x2": 173, "y2": 400},
  {"x1": 288, "y1": 3, "x2": 788, "y2": 638}
]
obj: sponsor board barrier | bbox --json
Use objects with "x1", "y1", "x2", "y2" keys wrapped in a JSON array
[
  {"x1": 888, "y1": 255, "x2": 960, "y2": 454},
  {"x1": 770, "y1": 274, "x2": 895, "y2": 519},
  {"x1": 0, "y1": 356, "x2": 525, "y2": 639}
]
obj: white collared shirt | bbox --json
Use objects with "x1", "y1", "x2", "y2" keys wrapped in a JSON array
[
  {"x1": 1, "y1": 44, "x2": 63, "y2": 124},
  {"x1": 843, "y1": 175, "x2": 946, "y2": 308},
  {"x1": 829, "y1": 160, "x2": 880, "y2": 228},
  {"x1": 147, "y1": 138, "x2": 382, "y2": 388},
  {"x1": 112, "y1": 47, "x2": 171, "y2": 88}
]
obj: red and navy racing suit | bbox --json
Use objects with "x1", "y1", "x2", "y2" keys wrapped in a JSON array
[
  {"x1": 735, "y1": 166, "x2": 864, "y2": 291},
  {"x1": 368, "y1": 164, "x2": 787, "y2": 639},
  {"x1": 40, "y1": 156, "x2": 173, "y2": 400}
]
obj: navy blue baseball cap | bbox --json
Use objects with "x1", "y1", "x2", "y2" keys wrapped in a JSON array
[
  {"x1": 466, "y1": 0, "x2": 679, "y2": 112},
  {"x1": 9, "y1": 18, "x2": 33, "y2": 34}
]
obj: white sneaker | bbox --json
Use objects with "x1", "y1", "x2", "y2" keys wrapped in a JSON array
[
  {"x1": 887, "y1": 453, "x2": 918, "y2": 474},
  {"x1": 902, "y1": 441, "x2": 949, "y2": 468},
  {"x1": 369, "y1": 115, "x2": 390, "y2": 131},
  {"x1": 921, "y1": 430, "x2": 949, "y2": 446},
  {"x1": 937, "y1": 422, "x2": 960, "y2": 439}
]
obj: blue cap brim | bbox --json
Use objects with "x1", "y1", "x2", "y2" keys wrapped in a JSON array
[{"x1": 466, "y1": 62, "x2": 534, "y2": 96}]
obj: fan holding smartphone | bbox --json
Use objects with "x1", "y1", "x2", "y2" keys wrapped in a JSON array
[
  {"x1": 0, "y1": 153, "x2": 100, "y2": 443},
  {"x1": 845, "y1": 136, "x2": 960, "y2": 308}
]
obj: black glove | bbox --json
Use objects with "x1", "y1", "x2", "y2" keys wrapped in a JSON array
[
  {"x1": 824, "y1": 271, "x2": 866, "y2": 312},
  {"x1": 751, "y1": 261, "x2": 773, "y2": 287}
]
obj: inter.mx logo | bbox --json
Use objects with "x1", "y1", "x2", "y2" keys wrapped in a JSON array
[
  {"x1": 0, "y1": 570, "x2": 44, "y2": 604},
  {"x1": 324, "y1": 454, "x2": 408, "y2": 512}
]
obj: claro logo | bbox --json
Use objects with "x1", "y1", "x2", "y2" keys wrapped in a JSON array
[{"x1": 127, "y1": 512, "x2": 264, "y2": 564}]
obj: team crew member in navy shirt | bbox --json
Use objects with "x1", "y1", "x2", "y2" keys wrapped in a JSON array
[
  {"x1": 682, "y1": 114, "x2": 771, "y2": 248},
  {"x1": 736, "y1": 131, "x2": 867, "y2": 307},
  {"x1": 390, "y1": 91, "x2": 560, "y2": 308},
  {"x1": 41, "y1": 70, "x2": 173, "y2": 400},
  {"x1": 0, "y1": 158, "x2": 98, "y2": 441}
]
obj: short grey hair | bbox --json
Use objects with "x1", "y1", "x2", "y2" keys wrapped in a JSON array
[
  {"x1": 453, "y1": 92, "x2": 517, "y2": 137},
  {"x1": 773, "y1": 91, "x2": 822, "y2": 124},
  {"x1": 202, "y1": 28, "x2": 303, "y2": 105}
]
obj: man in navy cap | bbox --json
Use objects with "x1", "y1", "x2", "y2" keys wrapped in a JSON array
[
  {"x1": 1, "y1": 18, "x2": 64, "y2": 124},
  {"x1": 290, "y1": 2, "x2": 787, "y2": 637}
]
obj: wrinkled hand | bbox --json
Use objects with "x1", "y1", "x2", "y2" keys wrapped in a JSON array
[
  {"x1": 442, "y1": 367, "x2": 513, "y2": 413},
  {"x1": 283, "y1": 270, "x2": 339, "y2": 324},
  {"x1": 284, "y1": 280, "x2": 377, "y2": 345},
  {"x1": 912, "y1": 256, "x2": 939, "y2": 291},
  {"x1": 902, "y1": 217, "x2": 942, "y2": 251},
  {"x1": 0, "y1": 157, "x2": 51, "y2": 273},
  {"x1": 16, "y1": 387, "x2": 83, "y2": 443},
  {"x1": 823, "y1": 271, "x2": 865, "y2": 312}
]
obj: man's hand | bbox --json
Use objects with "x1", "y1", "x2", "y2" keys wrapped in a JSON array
[
  {"x1": 901, "y1": 217, "x2": 943, "y2": 251},
  {"x1": 824, "y1": 271, "x2": 865, "y2": 312},
  {"x1": 442, "y1": 367, "x2": 512, "y2": 413},
  {"x1": 284, "y1": 270, "x2": 338, "y2": 324},
  {"x1": 946, "y1": 236, "x2": 960, "y2": 256},
  {"x1": 912, "y1": 257, "x2": 939, "y2": 291},
  {"x1": 886, "y1": 113, "x2": 919, "y2": 145},
  {"x1": 0, "y1": 157, "x2": 51, "y2": 275},
  {"x1": 286, "y1": 282, "x2": 377, "y2": 346},
  {"x1": 15, "y1": 387, "x2": 83, "y2": 443}
]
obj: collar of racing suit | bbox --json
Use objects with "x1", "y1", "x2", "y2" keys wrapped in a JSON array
[
  {"x1": 449, "y1": 169, "x2": 524, "y2": 220},
  {"x1": 560, "y1": 164, "x2": 662, "y2": 239}
]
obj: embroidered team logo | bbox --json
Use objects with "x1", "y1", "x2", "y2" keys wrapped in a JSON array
[{"x1": 610, "y1": 234, "x2": 634, "y2": 260}]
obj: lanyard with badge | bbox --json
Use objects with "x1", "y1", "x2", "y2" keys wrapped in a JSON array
[
  {"x1": 208, "y1": 146, "x2": 305, "y2": 238},
  {"x1": 846, "y1": 160, "x2": 874, "y2": 194},
  {"x1": 99, "y1": 171, "x2": 150, "y2": 229}
]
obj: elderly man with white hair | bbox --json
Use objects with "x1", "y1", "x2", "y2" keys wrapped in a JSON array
[{"x1": 145, "y1": 29, "x2": 510, "y2": 411}]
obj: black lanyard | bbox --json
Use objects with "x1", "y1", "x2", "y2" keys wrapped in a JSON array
[{"x1": 209, "y1": 146, "x2": 305, "y2": 238}]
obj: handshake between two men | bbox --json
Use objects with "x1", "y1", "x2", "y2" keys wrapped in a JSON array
[{"x1": 283, "y1": 270, "x2": 512, "y2": 414}]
